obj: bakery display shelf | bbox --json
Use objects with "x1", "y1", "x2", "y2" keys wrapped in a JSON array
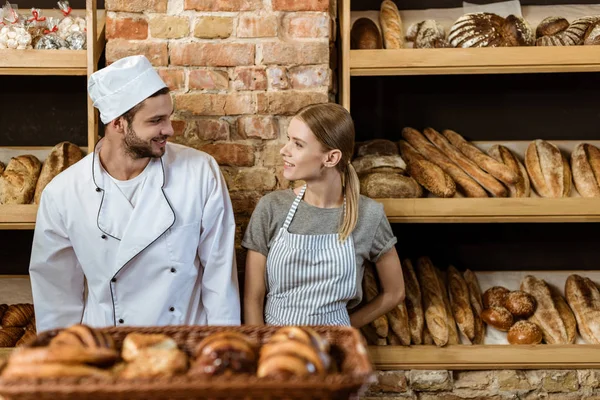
[
  {"x1": 368, "y1": 344, "x2": 600, "y2": 370},
  {"x1": 350, "y1": 46, "x2": 600, "y2": 77},
  {"x1": 0, "y1": 8, "x2": 105, "y2": 76}
]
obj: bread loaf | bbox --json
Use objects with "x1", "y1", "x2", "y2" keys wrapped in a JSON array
[
  {"x1": 507, "y1": 321, "x2": 543, "y2": 345},
  {"x1": 442, "y1": 130, "x2": 520, "y2": 185},
  {"x1": 481, "y1": 306, "x2": 514, "y2": 331},
  {"x1": 363, "y1": 262, "x2": 389, "y2": 338},
  {"x1": 536, "y1": 16, "x2": 598, "y2": 46},
  {"x1": 584, "y1": 21, "x2": 600, "y2": 45},
  {"x1": 487, "y1": 144, "x2": 531, "y2": 197},
  {"x1": 351, "y1": 18, "x2": 383, "y2": 49},
  {"x1": 565, "y1": 274, "x2": 600, "y2": 344},
  {"x1": 422, "y1": 325, "x2": 434, "y2": 345},
  {"x1": 447, "y1": 266, "x2": 475, "y2": 343},
  {"x1": 552, "y1": 290, "x2": 577, "y2": 344},
  {"x1": 483, "y1": 286, "x2": 510, "y2": 309},
  {"x1": 352, "y1": 155, "x2": 406, "y2": 177},
  {"x1": 525, "y1": 140, "x2": 571, "y2": 197},
  {"x1": 0, "y1": 155, "x2": 42, "y2": 204},
  {"x1": 571, "y1": 143, "x2": 600, "y2": 197},
  {"x1": 356, "y1": 139, "x2": 399, "y2": 157},
  {"x1": 406, "y1": 20, "x2": 448, "y2": 48},
  {"x1": 504, "y1": 291, "x2": 536, "y2": 318},
  {"x1": 360, "y1": 172, "x2": 423, "y2": 198},
  {"x1": 379, "y1": 0, "x2": 404, "y2": 49},
  {"x1": 33, "y1": 141, "x2": 83, "y2": 204},
  {"x1": 448, "y1": 12, "x2": 533, "y2": 48},
  {"x1": 401, "y1": 127, "x2": 487, "y2": 197},
  {"x1": 463, "y1": 270, "x2": 485, "y2": 344},
  {"x1": 521, "y1": 275, "x2": 570, "y2": 344},
  {"x1": 416, "y1": 256, "x2": 449, "y2": 346},
  {"x1": 424, "y1": 128, "x2": 507, "y2": 197},
  {"x1": 398, "y1": 140, "x2": 456, "y2": 198},
  {"x1": 386, "y1": 302, "x2": 411, "y2": 346},
  {"x1": 502, "y1": 15, "x2": 535, "y2": 46},
  {"x1": 436, "y1": 269, "x2": 460, "y2": 345},
  {"x1": 536, "y1": 17, "x2": 569, "y2": 37},
  {"x1": 402, "y1": 259, "x2": 424, "y2": 345}
]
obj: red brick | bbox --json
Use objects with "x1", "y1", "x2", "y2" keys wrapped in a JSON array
[
  {"x1": 106, "y1": 16, "x2": 148, "y2": 40},
  {"x1": 237, "y1": 14, "x2": 277, "y2": 38},
  {"x1": 195, "y1": 119, "x2": 230, "y2": 141},
  {"x1": 272, "y1": 0, "x2": 328, "y2": 11},
  {"x1": 171, "y1": 120, "x2": 187, "y2": 137},
  {"x1": 175, "y1": 93, "x2": 256, "y2": 116},
  {"x1": 281, "y1": 13, "x2": 329, "y2": 38},
  {"x1": 199, "y1": 143, "x2": 255, "y2": 167},
  {"x1": 106, "y1": 40, "x2": 168, "y2": 66},
  {"x1": 106, "y1": 0, "x2": 167, "y2": 12},
  {"x1": 289, "y1": 66, "x2": 329, "y2": 89},
  {"x1": 261, "y1": 42, "x2": 328, "y2": 65},
  {"x1": 256, "y1": 91, "x2": 328, "y2": 115},
  {"x1": 267, "y1": 67, "x2": 289, "y2": 90},
  {"x1": 157, "y1": 68, "x2": 185, "y2": 91},
  {"x1": 184, "y1": 0, "x2": 261, "y2": 11},
  {"x1": 233, "y1": 67, "x2": 267, "y2": 91},
  {"x1": 170, "y1": 43, "x2": 255, "y2": 67},
  {"x1": 238, "y1": 116, "x2": 278, "y2": 139},
  {"x1": 189, "y1": 69, "x2": 229, "y2": 90}
]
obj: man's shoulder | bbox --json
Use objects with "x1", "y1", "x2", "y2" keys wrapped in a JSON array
[{"x1": 44, "y1": 152, "x2": 92, "y2": 194}]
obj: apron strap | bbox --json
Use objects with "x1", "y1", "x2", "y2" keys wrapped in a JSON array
[{"x1": 282, "y1": 185, "x2": 306, "y2": 230}]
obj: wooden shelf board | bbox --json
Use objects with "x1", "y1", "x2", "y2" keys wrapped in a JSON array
[
  {"x1": 0, "y1": 205, "x2": 38, "y2": 228},
  {"x1": 377, "y1": 198, "x2": 600, "y2": 223},
  {"x1": 368, "y1": 344, "x2": 600, "y2": 370},
  {"x1": 0, "y1": 9, "x2": 105, "y2": 75},
  {"x1": 350, "y1": 47, "x2": 600, "y2": 76}
]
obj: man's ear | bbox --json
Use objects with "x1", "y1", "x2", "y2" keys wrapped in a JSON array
[
  {"x1": 110, "y1": 116, "x2": 127, "y2": 134},
  {"x1": 323, "y1": 149, "x2": 342, "y2": 168}
]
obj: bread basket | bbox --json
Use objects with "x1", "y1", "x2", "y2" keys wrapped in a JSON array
[{"x1": 0, "y1": 325, "x2": 374, "y2": 400}]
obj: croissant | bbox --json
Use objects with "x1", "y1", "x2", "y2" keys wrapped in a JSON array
[
  {"x1": 0, "y1": 327, "x2": 25, "y2": 347},
  {"x1": 0, "y1": 304, "x2": 7, "y2": 321},
  {"x1": 15, "y1": 329, "x2": 37, "y2": 347},
  {"x1": 2, "y1": 304, "x2": 35, "y2": 328},
  {"x1": 191, "y1": 332, "x2": 257, "y2": 376},
  {"x1": 50, "y1": 324, "x2": 115, "y2": 350},
  {"x1": 263, "y1": 327, "x2": 333, "y2": 374},
  {"x1": 258, "y1": 340, "x2": 326, "y2": 378}
]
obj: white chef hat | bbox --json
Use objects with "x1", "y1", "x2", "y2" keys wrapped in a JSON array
[{"x1": 88, "y1": 55, "x2": 167, "y2": 124}]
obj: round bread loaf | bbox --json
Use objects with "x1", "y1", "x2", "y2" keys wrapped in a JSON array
[
  {"x1": 483, "y1": 286, "x2": 510, "y2": 308},
  {"x1": 584, "y1": 21, "x2": 600, "y2": 45},
  {"x1": 507, "y1": 320, "x2": 543, "y2": 345},
  {"x1": 351, "y1": 18, "x2": 383, "y2": 50},
  {"x1": 481, "y1": 306, "x2": 514, "y2": 331},
  {"x1": 355, "y1": 139, "x2": 399, "y2": 158},
  {"x1": 536, "y1": 16, "x2": 569, "y2": 38},
  {"x1": 360, "y1": 172, "x2": 423, "y2": 198},
  {"x1": 502, "y1": 15, "x2": 535, "y2": 46},
  {"x1": 504, "y1": 291, "x2": 537, "y2": 318}
]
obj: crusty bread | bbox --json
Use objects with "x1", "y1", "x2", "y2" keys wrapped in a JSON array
[
  {"x1": 355, "y1": 139, "x2": 399, "y2": 157},
  {"x1": 416, "y1": 256, "x2": 449, "y2": 346},
  {"x1": 406, "y1": 19, "x2": 448, "y2": 48},
  {"x1": 436, "y1": 268, "x2": 460, "y2": 345},
  {"x1": 536, "y1": 16, "x2": 597, "y2": 46},
  {"x1": 34, "y1": 142, "x2": 83, "y2": 204},
  {"x1": 448, "y1": 12, "x2": 507, "y2": 48},
  {"x1": 363, "y1": 262, "x2": 389, "y2": 338},
  {"x1": 447, "y1": 265, "x2": 475, "y2": 343},
  {"x1": 565, "y1": 274, "x2": 600, "y2": 344},
  {"x1": 463, "y1": 269, "x2": 485, "y2": 344},
  {"x1": 502, "y1": 15, "x2": 535, "y2": 46},
  {"x1": 424, "y1": 128, "x2": 507, "y2": 197},
  {"x1": 525, "y1": 140, "x2": 571, "y2": 197},
  {"x1": 379, "y1": 0, "x2": 404, "y2": 49},
  {"x1": 0, "y1": 155, "x2": 42, "y2": 204},
  {"x1": 571, "y1": 143, "x2": 600, "y2": 197},
  {"x1": 387, "y1": 302, "x2": 411, "y2": 346},
  {"x1": 536, "y1": 17, "x2": 569, "y2": 38},
  {"x1": 584, "y1": 21, "x2": 600, "y2": 45},
  {"x1": 352, "y1": 155, "x2": 406, "y2": 177},
  {"x1": 398, "y1": 140, "x2": 456, "y2": 198},
  {"x1": 521, "y1": 275, "x2": 570, "y2": 344},
  {"x1": 422, "y1": 325, "x2": 434, "y2": 345},
  {"x1": 402, "y1": 127, "x2": 487, "y2": 198},
  {"x1": 359, "y1": 172, "x2": 423, "y2": 198},
  {"x1": 402, "y1": 259, "x2": 424, "y2": 345},
  {"x1": 552, "y1": 289, "x2": 577, "y2": 344},
  {"x1": 487, "y1": 144, "x2": 530, "y2": 197},
  {"x1": 351, "y1": 18, "x2": 383, "y2": 49}
]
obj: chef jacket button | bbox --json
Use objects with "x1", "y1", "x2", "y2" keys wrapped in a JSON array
[
  {"x1": 111, "y1": 278, "x2": 117, "y2": 283},
  {"x1": 118, "y1": 319, "x2": 124, "y2": 324},
  {"x1": 169, "y1": 307, "x2": 175, "y2": 312},
  {"x1": 101, "y1": 234, "x2": 107, "y2": 239},
  {"x1": 170, "y1": 267, "x2": 176, "y2": 273},
  {"x1": 95, "y1": 187, "x2": 101, "y2": 192}
]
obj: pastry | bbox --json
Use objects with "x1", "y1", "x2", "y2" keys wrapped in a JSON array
[
  {"x1": 2, "y1": 362, "x2": 112, "y2": 379},
  {"x1": 0, "y1": 327, "x2": 25, "y2": 347},
  {"x1": 2, "y1": 304, "x2": 35, "y2": 328},
  {"x1": 15, "y1": 329, "x2": 36, "y2": 347},
  {"x1": 507, "y1": 320, "x2": 543, "y2": 344},
  {"x1": 192, "y1": 332, "x2": 258, "y2": 376},
  {"x1": 8, "y1": 344, "x2": 119, "y2": 366},
  {"x1": 50, "y1": 324, "x2": 115, "y2": 350},
  {"x1": 121, "y1": 332, "x2": 179, "y2": 362}
]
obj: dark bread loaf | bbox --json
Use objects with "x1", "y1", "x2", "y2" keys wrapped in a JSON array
[
  {"x1": 351, "y1": 18, "x2": 383, "y2": 49},
  {"x1": 34, "y1": 141, "x2": 84, "y2": 204},
  {"x1": 448, "y1": 12, "x2": 533, "y2": 48},
  {"x1": 536, "y1": 16, "x2": 598, "y2": 46}
]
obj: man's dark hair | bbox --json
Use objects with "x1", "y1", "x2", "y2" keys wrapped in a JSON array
[{"x1": 121, "y1": 87, "x2": 170, "y2": 125}]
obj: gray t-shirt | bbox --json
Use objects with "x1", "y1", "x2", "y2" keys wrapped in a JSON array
[{"x1": 242, "y1": 189, "x2": 397, "y2": 309}]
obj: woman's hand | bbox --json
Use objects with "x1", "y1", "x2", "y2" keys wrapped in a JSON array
[
  {"x1": 243, "y1": 250, "x2": 267, "y2": 325},
  {"x1": 349, "y1": 247, "x2": 405, "y2": 329}
]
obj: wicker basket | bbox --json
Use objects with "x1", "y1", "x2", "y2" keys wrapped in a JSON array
[{"x1": 0, "y1": 325, "x2": 374, "y2": 400}]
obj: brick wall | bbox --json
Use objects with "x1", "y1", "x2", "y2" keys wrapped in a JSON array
[{"x1": 104, "y1": 0, "x2": 337, "y2": 269}]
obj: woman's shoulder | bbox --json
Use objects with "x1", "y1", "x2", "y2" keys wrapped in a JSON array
[
  {"x1": 255, "y1": 189, "x2": 296, "y2": 212},
  {"x1": 358, "y1": 194, "x2": 386, "y2": 217}
]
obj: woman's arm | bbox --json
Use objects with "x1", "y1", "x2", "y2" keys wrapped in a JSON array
[
  {"x1": 243, "y1": 250, "x2": 268, "y2": 325},
  {"x1": 349, "y1": 247, "x2": 405, "y2": 329}
]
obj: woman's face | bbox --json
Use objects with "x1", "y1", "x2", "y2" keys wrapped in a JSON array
[{"x1": 280, "y1": 117, "x2": 328, "y2": 182}]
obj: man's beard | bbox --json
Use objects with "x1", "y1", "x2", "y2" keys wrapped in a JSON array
[{"x1": 124, "y1": 126, "x2": 167, "y2": 159}]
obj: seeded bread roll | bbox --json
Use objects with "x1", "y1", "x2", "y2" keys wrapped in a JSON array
[
  {"x1": 481, "y1": 306, "x2": 514, "y2": 331},
  {"x1": 507, "y1": 321, "x2": 543, "y2": 345},
  {"x1": 483, "y1": 286, "x2": 510, "y2": 309},
  {"x1": 504, "y1": 291, "x2": 536, "y2": 318}
]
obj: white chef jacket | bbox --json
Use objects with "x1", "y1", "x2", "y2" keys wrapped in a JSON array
[{"x1": 29, "y1": 140, "x2": 240, "y2": 332}]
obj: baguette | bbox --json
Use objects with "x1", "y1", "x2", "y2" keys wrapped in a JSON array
[
  {"x1": 379, "y1": 0, "x2": 404, "y2": 49},
  {"x1": 447, "y1": 266, "x2": 475, "y2": 342},
  {"x1": 401, "y1": 127, "x2": 487, "y2": 198},
  {"x1": 565, "y1": 274, "x2": 600, "y2": 344},
  {"x1": 423, "y1": 127, "x2": 507, "y2": 197},
  {"x1": 551, "y1": 289, "x2": 577, "y2": 344},
  {"x1": 463, "y1": 269, "x2": 485, "y2": 344},
  {"x1": 525, "y1": 140, "x2": 571, "y2": 197},
  {"x1": 402, "y1": 259, "x2": 424, "y2": 345},
  {"x1": 386, "y1": 302, "x2": 411, "y2": 346},
  {"x1": 416, "y1": 256, "x2": 449, "y2": 346},
  {"x1": 571, "y1": 143, "x2": 600, "y2": 197},
  {"x1": 442, "y1": 129, "x2": 519, "y2": 184},
  {"x1": 487, "y1": 144, "x2": 531, "y2": 197},
  {"x1": 398, "y1": 140, "x2": 456, "y2": 198},
  {"x1": 521, "y1": 275, "x2": 569, "y2": 344},
  {"x1": 422, "y1": 325, "x2": 434, "y2": 345},
  {"x1": 436, "y1": 268, "x2": 460, "y2": 345},
  {"x1": 363, "y1": 263, "x2": 389, "y2": 338}
]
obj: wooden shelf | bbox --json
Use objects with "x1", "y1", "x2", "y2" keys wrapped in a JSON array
[
  {"x1": 0, "y1": 9, "x2": 105, "y2": 76},
  {"x1": 0, "y1": 205, "x2": 38, "y2": 230},
  {"x1": 368, "y1": 344, "x2": 600, "y2": 370}
]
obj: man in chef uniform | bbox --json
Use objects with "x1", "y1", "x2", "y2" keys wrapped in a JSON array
[{"x1": 29, "y1": 55, "x2": 241, "y2": 332}]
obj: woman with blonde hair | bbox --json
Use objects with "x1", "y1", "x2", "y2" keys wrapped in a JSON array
[{"x1": 242, "y1": 102, "x2": 405, "y2": 327}]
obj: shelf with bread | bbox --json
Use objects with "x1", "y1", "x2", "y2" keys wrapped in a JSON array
[
  {"x1": 353, "y1": 129, "x2": 600, "y2": 223},
  {"x1": 361, "y1": 257, "x2": 600, "y2": 370},
  {"x1": 339, "y1": 0, "x2": 600, "y2": 107}
]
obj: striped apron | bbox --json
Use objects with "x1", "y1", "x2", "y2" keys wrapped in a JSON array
[{"x1": 264, "y1": 185, "x2": 357, "y2": 326}]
